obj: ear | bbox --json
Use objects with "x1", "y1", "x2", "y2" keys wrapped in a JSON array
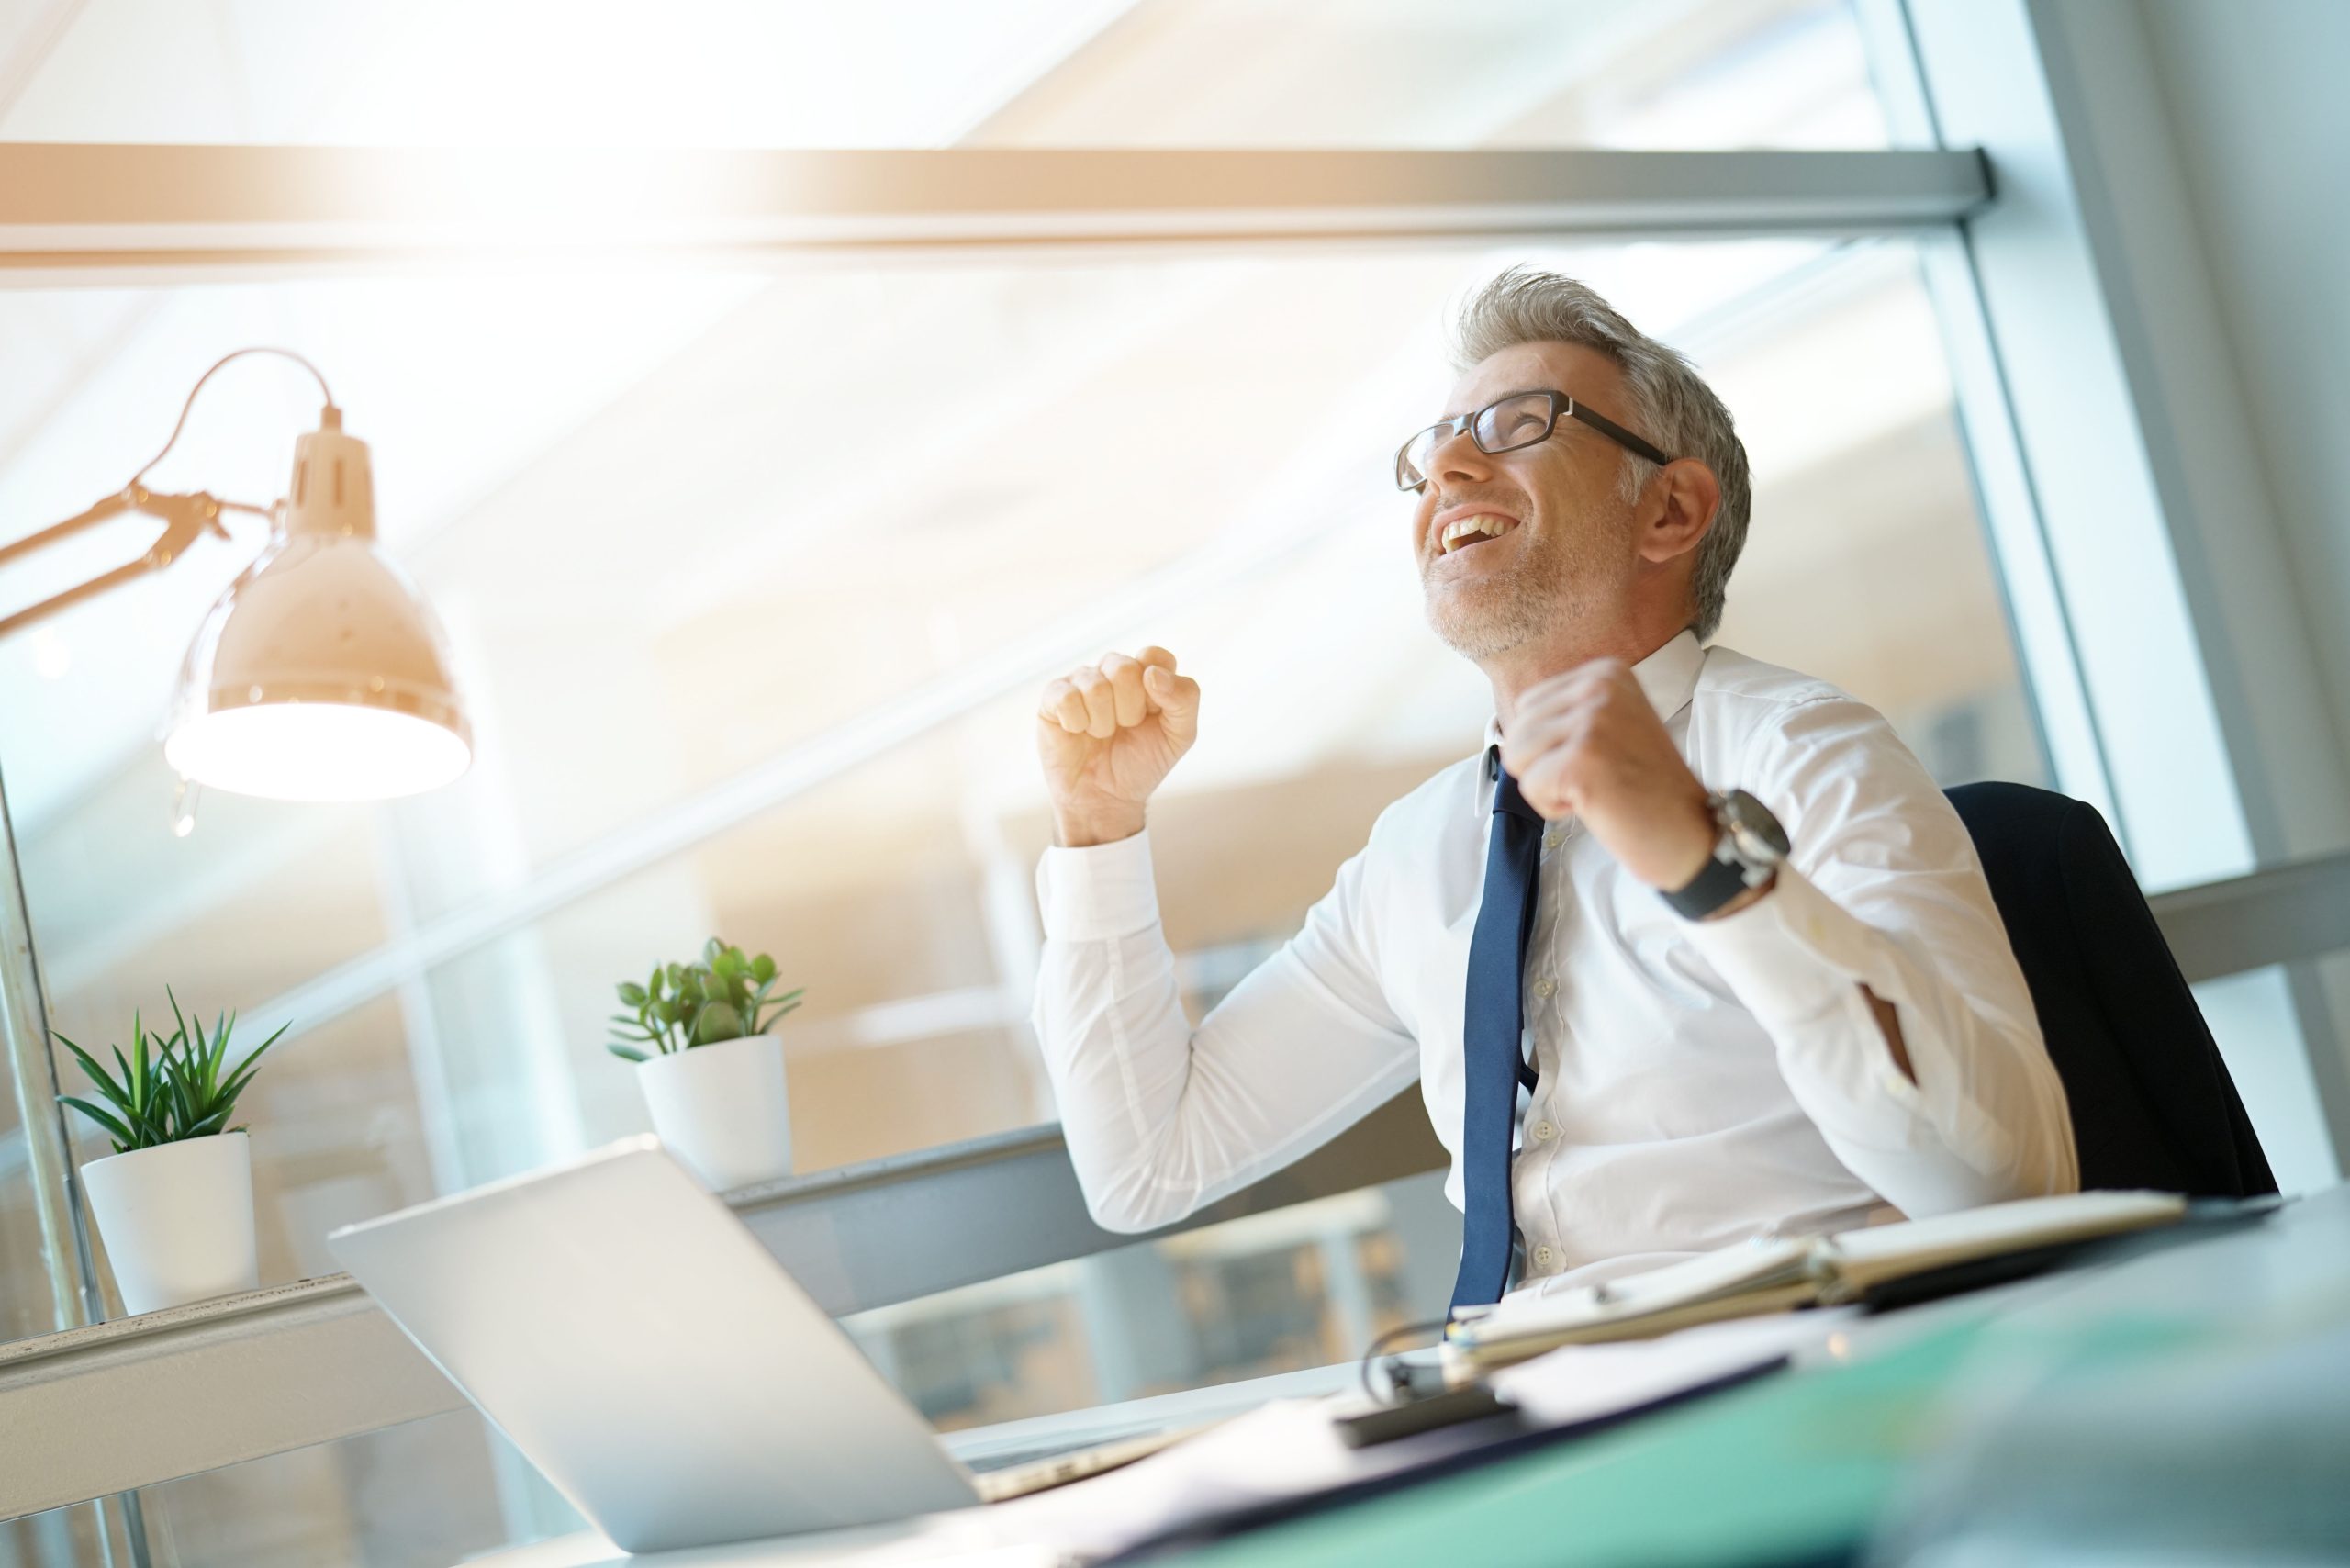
[{"x1": 1633, "y1": 458, "x2": 1721, "y2": 566}]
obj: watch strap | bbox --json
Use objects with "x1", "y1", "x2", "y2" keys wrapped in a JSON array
[{"x1": 1662, "y1": 846, "x2": 1751, "y2": 921}]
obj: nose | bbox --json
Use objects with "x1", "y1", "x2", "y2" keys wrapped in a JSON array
[{"x1": 1427, "y1": 421, "x2": 1491, "y2": 487}]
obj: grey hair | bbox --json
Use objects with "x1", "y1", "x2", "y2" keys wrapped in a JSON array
[{"x1": 1450, "y1": 267, "x2": 1752, "y2": 642}]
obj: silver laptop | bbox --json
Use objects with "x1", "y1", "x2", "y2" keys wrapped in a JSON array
[{"x1": 329, "y1": 1137, "x2": 1147, "y2": 1555}]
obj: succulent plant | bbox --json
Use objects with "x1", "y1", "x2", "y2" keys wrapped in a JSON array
[
  {"x1": 55, "y1": 991, "x2": 287, "y2": 1154},
  {"x1": 608, "y1": 937, "x2": 802, "y2": 1062}
]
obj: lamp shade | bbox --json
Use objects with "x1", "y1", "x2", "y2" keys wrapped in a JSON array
[{"x1": 164, "y1": 414, "x2": 471, "y2": 802}]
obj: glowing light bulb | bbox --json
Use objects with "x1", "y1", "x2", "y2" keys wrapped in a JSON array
[
  {"x1": 166, "y1": 705, "x2": 470, "y2": 802},
  {"x1": 165, "y1": 410, "x2": 471, "y2": 803}
]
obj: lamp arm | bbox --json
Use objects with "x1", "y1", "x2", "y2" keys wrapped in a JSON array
[
  {"x1": 0, "y1": 556, "x2": 167, "y2": 639},
  {"x1": 0, "y1": 489, "x2": 136, "y2": 570},
  {"x1": 0, "y1": 488, "x2": 263, "y2": 640},
  {"x1": 1, "y1": 343, "x2": 326, "y2": 641}
]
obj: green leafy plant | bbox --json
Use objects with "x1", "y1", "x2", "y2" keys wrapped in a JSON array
[
  {"x1": 54, "y1": 991, "x2": 288, "y2": 1155},
  {"x1": 609, "y1": 938, "x2": 803, "y2": 1062}
]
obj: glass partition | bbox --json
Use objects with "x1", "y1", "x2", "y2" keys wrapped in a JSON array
[
  {"x1": 0, "y1": 219, "x2": 2042, "y2": 1560},
  {"x1": 2, "y1": 236, "x2": 2039, "y2": 1337},
  {"x1": 2194, "y1": 963, "x2": 2347, "y2": 1196}
]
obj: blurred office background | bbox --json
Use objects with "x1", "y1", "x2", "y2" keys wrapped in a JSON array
[{"x1": 2, "y1": 1, "x2": 2346, "y2": 1564}]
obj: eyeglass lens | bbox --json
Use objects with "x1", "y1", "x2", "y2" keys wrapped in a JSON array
[{"x1": 1397, "y1": 392, "x2": 1558, "y2": 490}]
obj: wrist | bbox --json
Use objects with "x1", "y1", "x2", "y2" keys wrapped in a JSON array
[
  {"x1": 1662, "y1": 788, "x2": 1792, "y2": 921},
  {"x1": 1054, "y1": 805, "x2": 1147, "y2": 848},
  {"x1": 1700, "y1": 869, "x2": 1777, "y2": 922},
  {"x1": 1640, "y1": 790, "x2": 1720, "y2": 891}
]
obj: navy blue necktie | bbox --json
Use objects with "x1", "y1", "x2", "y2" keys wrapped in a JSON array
[{"x1": 1450, "y1": 749, "x2": 1544, "y2": 1315}]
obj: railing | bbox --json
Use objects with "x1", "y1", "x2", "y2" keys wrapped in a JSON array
[
  {"x1": 2149, "y1": 849, "x2": 2350, "y2": 983},
  {"x1": 1, "y1": 847, "x2": 2344, "y2": 1521}
]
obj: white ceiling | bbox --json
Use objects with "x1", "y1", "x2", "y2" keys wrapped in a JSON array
[{"x1": 0, "y1": 0, "x2": 1879, "y2": 150}]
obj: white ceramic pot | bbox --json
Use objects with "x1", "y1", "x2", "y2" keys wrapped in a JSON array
[
  {"x1": 80, "y1": 1131, "x2": 260, "y2": 1316},
  {"x1": 635, "y1": 1033, "x2": 792, "y2": 1192}
]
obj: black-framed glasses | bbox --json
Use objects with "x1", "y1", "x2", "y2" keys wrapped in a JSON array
[{"x1": 1393, "y1": 389, "x2": 1676, "y2": 493}]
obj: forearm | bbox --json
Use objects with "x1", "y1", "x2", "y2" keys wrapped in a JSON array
[{"x1": 1683, "y1": 865, "x2": 2078, "y2": 1214}]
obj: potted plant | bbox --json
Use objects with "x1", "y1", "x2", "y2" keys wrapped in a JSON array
[
  {"x1": 610, "y1": 938, "x2": 803, "y2": 1192},
  {"x1": 56, "y1": 994, "x2": 287, "y2": 1316}
]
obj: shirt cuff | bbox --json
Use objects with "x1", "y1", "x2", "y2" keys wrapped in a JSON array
[
  {"x1": 1674, "y1": 863, "x2": 1879, "y2": 1026},
  {"x1": 1036, "y1": 828, "x2": 1162, "y2": 942}
]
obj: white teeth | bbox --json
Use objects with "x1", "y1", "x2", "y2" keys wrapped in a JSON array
[{"x1": 1439, "y1": 515, "x2": 1514, "y2": 553}]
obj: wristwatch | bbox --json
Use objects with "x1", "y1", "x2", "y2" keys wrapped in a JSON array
[{"x1": 1662, "y1": 789, "x2": 1790, "y2": 921}]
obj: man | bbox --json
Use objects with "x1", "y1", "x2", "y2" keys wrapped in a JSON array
[{"x1": 1029, "y1": 268, "x2": 2077, "y2": 1312}]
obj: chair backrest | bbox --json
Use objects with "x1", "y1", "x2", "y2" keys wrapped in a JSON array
[{"x1": 1944, "y1": 781, "x2": 2277, "y2": 1198}]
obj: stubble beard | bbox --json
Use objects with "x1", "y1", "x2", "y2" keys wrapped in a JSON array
[{"x1": 1423, "y1": 520, "x2": 1588, "y2": 662}]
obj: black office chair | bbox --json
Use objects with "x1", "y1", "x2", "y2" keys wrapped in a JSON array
[{"x1": 1945, "y1": 781, "x2": 2277, "y2": 1198}]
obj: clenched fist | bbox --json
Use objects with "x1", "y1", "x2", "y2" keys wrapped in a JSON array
[
  {"x1": 1499, "y1": 657, "x2": 1717, "y2": 892},
  {"x1": 1036, "y1": 646, "x2": 1202, "y2": 847}
]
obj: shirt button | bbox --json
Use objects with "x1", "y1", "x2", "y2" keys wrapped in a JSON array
[
  {"x1": 1533, "y1": 1246, "x2": 1557, "y2": 1271},
  {"x1": 1533, "y1": 1121, "x2": 1556, "y2": 1142},
  {"x1": 1543, "y1": 829, "x2": 1564, "y2": 850},
  {"x1": 1531, "y1": 978, "x2": 1556, "y2": 999}
]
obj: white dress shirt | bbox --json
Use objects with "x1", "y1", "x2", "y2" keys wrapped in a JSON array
[{"x1": 1031, "y1": 632, "x2": 2079, "y2": 1294}]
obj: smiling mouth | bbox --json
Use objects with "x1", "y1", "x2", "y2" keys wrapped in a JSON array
[{"x1": 1438, "y1": 514, "x2": 1520, "y2": 555}]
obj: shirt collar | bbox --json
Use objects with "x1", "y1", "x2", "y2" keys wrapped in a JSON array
[{"x1": 1481, "y1": 629, "x2": 1707, "y2": 753}]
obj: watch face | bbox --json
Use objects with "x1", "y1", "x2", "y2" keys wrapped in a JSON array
[{"x1": 1719, "y1": 789, "x2": 1790, "y2": 862}]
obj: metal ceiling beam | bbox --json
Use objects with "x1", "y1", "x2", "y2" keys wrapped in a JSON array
[{"x1": 0, "y1": 144, "x2": 1992, "y2": 281}]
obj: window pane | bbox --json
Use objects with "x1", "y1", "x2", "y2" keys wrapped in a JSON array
[
  {"x1": 2, "y1": 216, "x2": 2045, "y2": 1568},
  {"x1": 0, "y1": 0, "x2": 1886, "y2": 151},
  {"x1": 1, "y1": 229, "x2": 2042, "y2": 1545},
  {"x1": 2193, "y1": 961, "x2": 2347, "y2": 1196},
  {"x1": 841, "y1": 1170, "x2": 1463, "y2": 1432},
  {"x1": 3, "y1": 236, "x2": 2042, "y2": 1303}
]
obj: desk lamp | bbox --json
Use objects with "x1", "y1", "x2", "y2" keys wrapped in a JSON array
[{"x1": 0, "y1": 348, "x2": 472, "y2": 804}]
